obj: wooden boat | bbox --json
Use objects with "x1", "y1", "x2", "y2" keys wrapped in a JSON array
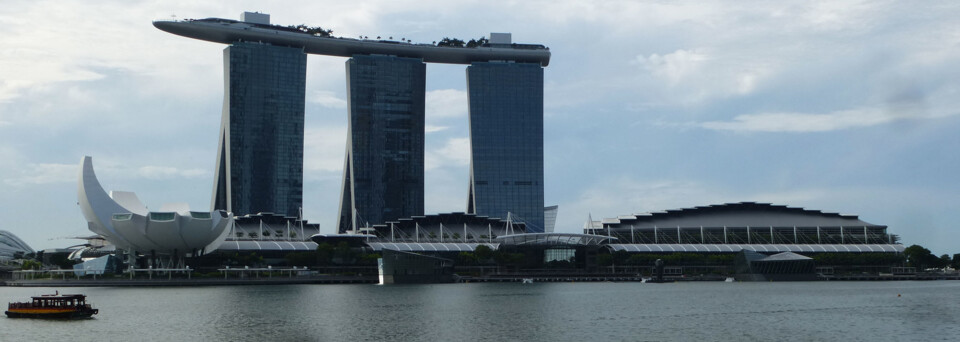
[{"x1": 5, "y1": 292, "x2": 98, "y2": 319}]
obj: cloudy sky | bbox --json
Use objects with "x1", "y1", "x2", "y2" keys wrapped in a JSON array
[{"x1": 2, "y1": 1, "x2": 958, "y2": 254}]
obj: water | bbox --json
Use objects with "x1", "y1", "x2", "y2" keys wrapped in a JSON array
[{"x1": 1, "y1": 281, "x2": 958, "y2": 341}]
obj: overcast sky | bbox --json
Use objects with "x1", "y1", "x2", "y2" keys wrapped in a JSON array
[{"x1": 2, "y1": 1, "x2": 958, "y2": 254}]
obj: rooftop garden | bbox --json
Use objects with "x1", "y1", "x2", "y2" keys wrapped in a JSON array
[
  {"x1": 288, "y1": 24, "x2": 334, "y2": 38},
  {"x1": 188, "y1": 18, "x2": 546, "y2": 49},
  {"x1": 436, "y1": 37, "x2": 489, "y2": 48}
]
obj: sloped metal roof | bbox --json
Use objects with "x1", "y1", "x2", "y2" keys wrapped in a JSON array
[
  {"x1": 601, "y1": 202, "x2": 882, "y2": 228},
  {"x1": 216, "y1": 240, "x2": 318, "y2": 252},
  {"x1": 365, "y1": 242, "x2": 498, "y2": 252},
  {"x1": 495, "y1": 233, "x2": 617, "y2": 246},
  {"x1": 761, "y1": 251, "x2": 813, "y2": 261},
  {"x1": 605, "y1": 244, "x2": 904, "y2": 253}
]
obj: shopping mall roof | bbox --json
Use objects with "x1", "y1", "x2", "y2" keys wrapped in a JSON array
[{"x1": 600, "y1": 202, "x2": 883, "y2": 229}]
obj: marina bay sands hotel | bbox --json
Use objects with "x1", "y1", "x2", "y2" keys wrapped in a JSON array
[{"x1": 154, "y1": 12, "x2": 551, "y2": 232}]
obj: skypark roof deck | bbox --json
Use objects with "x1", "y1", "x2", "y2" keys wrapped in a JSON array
[{"x1": 153, "y1": 18, "x2": 551, "y2": 66}]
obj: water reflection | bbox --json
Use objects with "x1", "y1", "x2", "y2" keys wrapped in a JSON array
[{"x1": 1, "y1": 281, "x2": 958, "y2": 341}]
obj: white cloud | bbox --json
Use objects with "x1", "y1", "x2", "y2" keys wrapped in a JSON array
[
  {"x1": 635, "y1": 49, "x2": 709, "y2": 87},
  {"x1": 554, "y1": 178, "x2": 900, "y2": 234},
  {"x1": 0, "y1": 68, "x2": 104, "y2": 104},
  {"x1": 304, "y1": 125, "x2": 348, "y2": 175},
  {"x1": 309, "y1": 90, "x2": 347, "y2": 108},
  {"x1": 425, "y1": 137, "x2": 470, "y2": 171},
  {"x1": 425, "y1": 125, "x2": 448, "y2": 133},
  {"x1": 3, "y1": 163, "x2": 77, "y2": 186},
  {"x1": 137, "y1": 166, "x2": 207, "y2": 180},
  {"x1": 559, "y1": 178, "x2": 728, "y2": 226},
  {"x1": 700, "y1": 108, "x2": 896, "y2": 133},
  {"x1": 633, "y1": 49, "x2": 770, "y2": 103},
  {"x1": 425, "y1": 89, "x2": 467, "y2": 119},
  {"x1": 1, "y1": 0, "x2": 959, "y2": 254},
  {"x1": 2, "y1": 160, "x2": 209, "y2": 187},
  {"x1": 694, "y1": 98, "x2": 956, "y2": 133}
]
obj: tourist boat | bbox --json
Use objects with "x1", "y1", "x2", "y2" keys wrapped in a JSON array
[{"x1": 5, "y1": 292, "x2": 98, "y2": 319}]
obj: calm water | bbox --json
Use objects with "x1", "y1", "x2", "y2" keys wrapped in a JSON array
[{"x1": 1, "y1": 281, "x2": 958, "y2": 341}]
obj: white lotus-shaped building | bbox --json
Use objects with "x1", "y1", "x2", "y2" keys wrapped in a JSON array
[{"x1": 77, "y1": 156, "x2": 232, "y2": 257}]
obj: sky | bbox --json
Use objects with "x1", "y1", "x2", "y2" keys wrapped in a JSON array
[{"x1": 1, "y1": 1, "x2": 958, "y2": 255}]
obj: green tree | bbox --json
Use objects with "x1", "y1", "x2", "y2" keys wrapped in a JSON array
[
  {"x1": 21, "y1": 259, "x2": 42, "y2": 270},
  {"x1": 939, "y1": 254, "x2": 951, "y2": 268},
  {"x1": 48, "y1": 253, "x2": 77, "y2": 269},
  {"x1": 457, "y1": 252, "x2": 476, "y2": 265},
  {"x1": 316, "y1": 242, "x2": 334, "y2": 265},
  {"x1": 611, "y1": 251, "x2": 630, "y2": 265},
  {"x1": 333, "y1": 242, "x2": 355, "y2": 264},
  {"x1": 359, "y1": 253, "x2": 381, "y2": 265},
  {"x1": 597, "y1": 254, "x2": 613, "y2": 266},
  {"x1": 436, "y1": 37, "x2": 465, "y2": 47},
  {"x1": 289, "y1": 24, "x2": 333, "y2": 37},
  {"x1": 466, "y1": 37, "x2": 489, "y2": 48},
  {"x1": 285, "y1": 251, "x2": 318, "y2": 266},
  {"x1": 903, "y1": 244, "x2": 939, "y2": 269},
  {"x1": 474, "y1": 245, "x2": 494, "y2": 263}
]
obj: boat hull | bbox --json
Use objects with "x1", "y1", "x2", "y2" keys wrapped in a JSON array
[{"x1": 5, "y1": 309, "x2": 98, "y2": 319}]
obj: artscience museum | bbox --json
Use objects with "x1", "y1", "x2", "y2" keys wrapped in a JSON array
[{"x1": 77, "y1": 156, "x2": 233, "y2": 267}]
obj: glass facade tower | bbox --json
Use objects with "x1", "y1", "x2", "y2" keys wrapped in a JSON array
[
  {"x1": 466, "y1": 62, "x2": 545, "y2": 232},
  {"x1": 337, "y1": 55, "x2": 426, "y2": 233},
  {"x1": 212, "y1": 42, "x2": 307, "y2": 218}
]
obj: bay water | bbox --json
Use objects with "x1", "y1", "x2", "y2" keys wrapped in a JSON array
[{"x1": 1, "y1": 281, "x2": 958, "y2": 341}]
